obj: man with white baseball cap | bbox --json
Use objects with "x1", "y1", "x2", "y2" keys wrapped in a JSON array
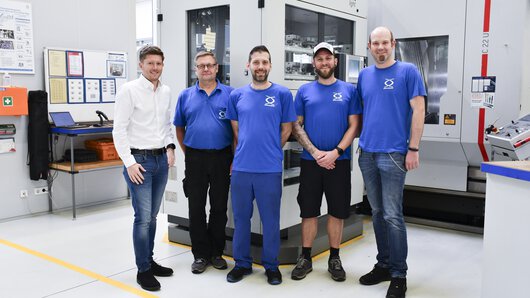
[{"x1": 290, "y1": 41, "x2": 362, "y2": 282}]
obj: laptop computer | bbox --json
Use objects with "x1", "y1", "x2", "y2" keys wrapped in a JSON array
[{"x1": 49, "y1": 111, "x2": 90, "y2": 129}]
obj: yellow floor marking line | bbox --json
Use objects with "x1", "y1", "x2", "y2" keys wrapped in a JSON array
[
  {"x1": 0, "y1": 239, "x2": 158, "y2": 298},
  {"x1": 162, "y1": 233, "x2": 191, "y2": 250}
]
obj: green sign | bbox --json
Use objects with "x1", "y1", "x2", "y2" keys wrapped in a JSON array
[{"x1": 3, "y1": 96, "x2": 13, "y2": 107}]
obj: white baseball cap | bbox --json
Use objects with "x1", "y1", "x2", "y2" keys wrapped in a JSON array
[{"x1": 313, "y1": 42, "x2": 334, "y2": 57}]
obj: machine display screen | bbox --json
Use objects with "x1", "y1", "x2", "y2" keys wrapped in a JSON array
[{"x1": 347, "y1": 58, "x2": 360, "y2": 82}]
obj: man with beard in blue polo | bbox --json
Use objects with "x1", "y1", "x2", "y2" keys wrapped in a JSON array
[
  {"x1": 225, "y1": 45, "x2": 296, "y2": 286},
  {"x1": 291, "y1": 42, "x2": 362, "y2": 282}
]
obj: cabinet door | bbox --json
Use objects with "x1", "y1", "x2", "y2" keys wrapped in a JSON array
[{"x1": 261, "y1": 0, "x2": 366, "y2": 90}]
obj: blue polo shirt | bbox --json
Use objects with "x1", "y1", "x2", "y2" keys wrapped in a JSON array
[
  {"x1": 295, "y1": 79, "x2": 362, "y2": 160},
  {"x1": 357, "y1": 61, "x2": 426, "y2": 154},
  {"x1": 173, "y1": 80, "x2": 234, "y2": 149},
  {"x1": 226, "y1": 83, "x2": 297, "y2": 173}
]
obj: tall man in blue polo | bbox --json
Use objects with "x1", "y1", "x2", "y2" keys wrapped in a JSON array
[
  {"x1": 226, "y1": 45, "x2": 296, "y2": 285},
  {"x1": 174, "y1": 51, "x2": 233, "y2": 274},
  {"x1": 291, "y1": 42, "x2": 362, "y2": 282},
  {"x1": 357, "y1": 26, "x2": 425, "y2": 298},
  {"x1": 113, "y1": 45, "x2": 175, "y2": 292}
]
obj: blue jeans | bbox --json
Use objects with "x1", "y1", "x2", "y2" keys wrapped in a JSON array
[
  {"x1": 358, "y1": 151, "x2": 408, "y2": 278},
  {"x1": 230, "y1": 171, "x2": 282, "y2": 270},
  {"x1": 123, "y1": 152, "x2": 168, "y2": 272}
]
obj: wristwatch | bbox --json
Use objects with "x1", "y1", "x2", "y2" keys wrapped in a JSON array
[
  {"x1": 166, "y1": 143, "x2": 176, "y2": 150},
  {"x1": 408, "y1": 147, "x2": 419, "y2": 152},
  {"x1": 335, "y1": 146, "x2": 344, "y2": 156}
]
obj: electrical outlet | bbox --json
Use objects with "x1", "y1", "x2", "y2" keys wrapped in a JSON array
[
  {"x1": 34, "y1": 186, "x2": 49, "y2": 195},
  {"x1": 20, "y1": 190, "x2": 28, "y2": 198}
]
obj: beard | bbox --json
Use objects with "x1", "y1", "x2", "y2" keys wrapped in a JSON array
[
  {"x1": 315, "y1": 65, "x2": 335, "y2": 79},
  {"x1": 251, "y1": 70, "x2": 269, "y2": 83}
]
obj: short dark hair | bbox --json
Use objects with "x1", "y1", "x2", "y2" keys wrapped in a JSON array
[
  {"x1": 139, "y1": 45, "x2": 164, "y2": 62},
  {"x1": 248, "y1": 45, "x2": 271, "y2": 63},
  {"x1": 194, "y1": 51, "x2": 217, "y2": 64}
]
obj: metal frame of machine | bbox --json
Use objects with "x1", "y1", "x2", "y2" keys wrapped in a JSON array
[{"x1": 158, "y1": 0, "x2": 368, "y2": 263}]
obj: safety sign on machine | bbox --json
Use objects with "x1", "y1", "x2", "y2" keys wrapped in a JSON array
[{"x1": 471, "y1": 76, "x2": 496, "y2": 108}]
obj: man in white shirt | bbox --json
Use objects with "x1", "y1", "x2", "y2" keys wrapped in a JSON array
[{"x1": 112, "y1": 45, "x2": 176, "y2": 292}]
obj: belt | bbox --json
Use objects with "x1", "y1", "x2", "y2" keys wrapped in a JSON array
[
  {"x1": 131, "y1": 148, "x2": 166, "y2": 155},
  {"x1": 187, "y1": 146, "x2": 231, "y2": 153}
]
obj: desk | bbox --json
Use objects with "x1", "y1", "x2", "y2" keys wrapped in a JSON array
[
  {"x1": 49, "y1": 125, "x2": 122, "y2": 219},
  {"x1": 480, "y1": 161, "x2": 530, "y2": 298}
]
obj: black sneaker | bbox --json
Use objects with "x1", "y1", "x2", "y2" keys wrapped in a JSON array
[
  {"x1": 328, "y1": 256, "x2": 346, "y2": 282},
  {"x1": 386, "y1": 277, "x2": 407, "y2": 298},
  {"x1": 136, "y1": 269, "x2": 160, "y2": 291},
  {"x1": 211, "y1": 256, "x2": 228, "y2": 270},
  {"x1": 226, "y1": 266, "x2": 252, "y2": 283},
  {"x1": 359, "y1": 265, "x2": 391, "y2": 285},
  {"x1": 291, "y1": 255, "x2": 313, "y2": 280},
  {"x1": 266, "y1": 269, "x2": 283, "y2": 285},
  {"x1": 150, "y1": 261, "x2": 173, "y2": 277},
  {"x1": 191, "y1": 258, "x2": 210, "y2": 274}
]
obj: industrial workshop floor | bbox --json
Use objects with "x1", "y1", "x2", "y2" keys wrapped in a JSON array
[{"x1": 0, "y1": 200, "x2": 482, "y2": 298}]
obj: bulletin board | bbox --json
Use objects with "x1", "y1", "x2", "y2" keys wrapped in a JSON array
[
  {"x1": 0, "y1": 0, "x2": 35, "y2": 74},
  {"x1": 43, "y1": 47, "x2": 129, "y2": 121}
]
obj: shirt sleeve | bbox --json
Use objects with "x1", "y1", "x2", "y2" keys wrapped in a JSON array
[
  {"x1": 226, "y1": 91, "x2": 238, "y2": 121},
  {"x1": 173, "y1": 91, "x2": 186, "y2": 127},
  {"x1": 281, "y1": 90, "x2": 297, "y2": 123},
  {"x1": 294, "y1": 87, "x2": 305, "y2": 117},
  {"x1": 407, "y1": 65, "x2": 427, "y2": 100},
  {"x1": 112, "y1": 85, "x2": 136, "y2": 168},
  {"x1": 163, "y1": 87, "x2": 175, "y2": 148},
  {"x1": 349, "y1": 85, "x2": 363, "y2": 115}
]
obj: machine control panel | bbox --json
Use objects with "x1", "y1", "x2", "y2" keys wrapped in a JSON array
[{"x1": 487, "y1": 114, "x2": 530, "y2": 160}]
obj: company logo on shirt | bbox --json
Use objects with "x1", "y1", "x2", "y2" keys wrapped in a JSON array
[
  {"x1": 384, "y1": 78, "x2": 395, "y2": 90},
  {"x1": 264, "y1": 95, "x2": 276, "y2": 107},
  {"x1": 218, "y1": 109, "x2": 226, "y2": 119},
  {"x1": 332, "y1": 92, "x2": 343, "y2": 102}
]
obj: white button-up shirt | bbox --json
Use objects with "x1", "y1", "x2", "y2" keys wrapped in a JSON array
[{"x1": 112, "y1": 74, "x2": 173, "y2": 167}]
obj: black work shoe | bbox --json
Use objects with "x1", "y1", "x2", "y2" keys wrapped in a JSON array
[
  {"x1": 386, "y1": 277, "x2": 407, "y2": 298},
  {"x1": 226, "y1": 266, "x2": 252, "y2": 283},
  {"x1": 291, "y1": 255, "x2": 313, "y2": 280},
  {"x1": 359, "y1": 265, "x2": 391, "y2": 285},
  {"x1": 137, "y1": 269, "x2": 160, "y2": 291},
  {"x1": 211, "y1": 256, "x2": 228, "y2": 270},
  {"x1": 151, "y1": 261, "x2": 173, "y2": 277},
  {"x1": 328, "y1": 256, "x2": 346, "y2": 282},
  {"x1": 266, "y1": 269, "x2": 283, "y2": 285},
  {"x1": 191, "y1": 258, "x2": 210, "y2": 274}
]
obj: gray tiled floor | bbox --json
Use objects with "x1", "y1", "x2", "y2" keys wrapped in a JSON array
[{"x1": 0, "y1": 200, "x2": 483, "y2": 298}]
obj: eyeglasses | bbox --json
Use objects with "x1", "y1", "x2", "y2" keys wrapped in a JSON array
[{"x1": 196, "y1": 63, "x2": 217, "y2": 70}]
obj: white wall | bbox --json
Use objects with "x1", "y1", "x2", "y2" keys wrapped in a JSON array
[
  {"x1": 0, "y1": 0, "x2": 136, "y2": 220},
  {"x1": 521, "y1": 2, "x2": 530, "y2": 117}
]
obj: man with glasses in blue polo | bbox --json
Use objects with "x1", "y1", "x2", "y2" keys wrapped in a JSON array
[{"x1": 174, "y1": 51, "x2": 234, "y2": 275}]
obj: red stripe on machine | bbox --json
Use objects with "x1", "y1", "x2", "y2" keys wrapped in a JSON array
[
  {"x1": 478, "y1": 0, "x2": 492, "y2": 162},
  {"x1": 478, "y1": 108, "x2": 489, "y2": 161},
  {"x1": 483, "y1": 0, "x2": 491, "y2": 32},
  {"x1": 481, "y1": 54, "x2": 488, "y2": 77}
]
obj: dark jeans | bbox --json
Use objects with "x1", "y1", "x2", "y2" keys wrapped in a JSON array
[
  {"x1": 358, "y1": 151, "x2": 408, "y2": 278},
  {"x1": 123, "y1": 152, "x2": 168, "y2": 272},
  {"x1": 184, "y1": 146, "x2": 232, "y2": 259}
]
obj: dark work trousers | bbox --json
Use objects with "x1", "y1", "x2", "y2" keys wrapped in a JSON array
[{"x1": 184, "y1": 146, "x2": 232, "y2": 260}]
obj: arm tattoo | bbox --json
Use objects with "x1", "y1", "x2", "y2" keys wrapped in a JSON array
[{"x1": 292, "y1": 121, "x2": 317, "y2": 155}]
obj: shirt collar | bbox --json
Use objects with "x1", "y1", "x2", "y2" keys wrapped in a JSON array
[
  {"x1": 195, "y1": 79, "x2": 222, "y2": 94},
  {"x1": 139, "y1": 74, "x2": 161, "y2": 90}
]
